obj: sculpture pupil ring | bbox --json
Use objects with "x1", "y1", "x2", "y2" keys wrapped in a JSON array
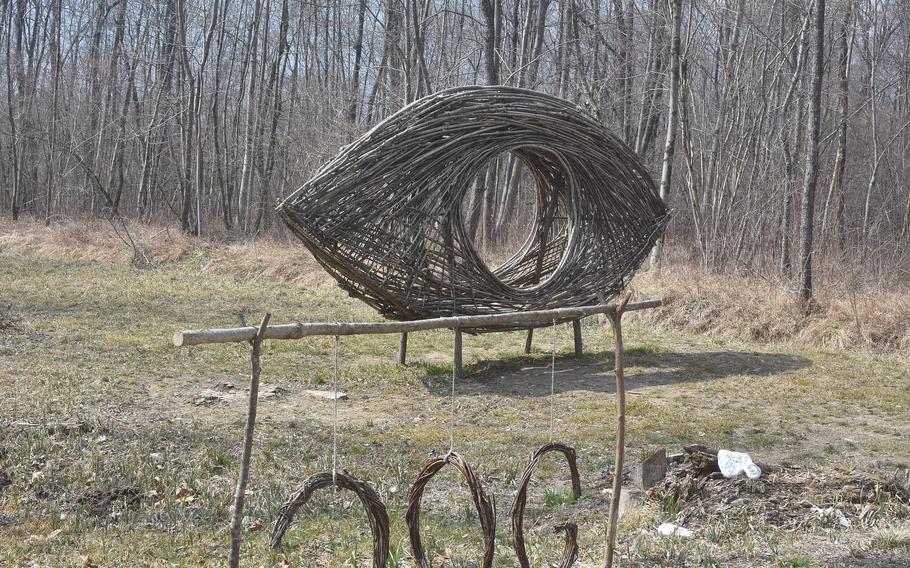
[
  {"x1": 510, "y1": 442, "x2": 582, "y2": 568},
  {"x1": 457, "y1": 144, "x2": 576, "y2": 293}
]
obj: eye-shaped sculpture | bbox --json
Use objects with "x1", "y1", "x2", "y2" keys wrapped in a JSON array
[{"x1": 278, "y1": 86, "x2": 669, "y2": 329}]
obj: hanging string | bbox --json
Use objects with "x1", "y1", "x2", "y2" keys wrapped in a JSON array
[
  {"x1": 332, "y1": 335, "x2": 339, "y2": 490},
  {"x1": 449, "y1": 283, "x2": 458, "y2": 452},
  {"x1": 549, "y1": 318, "x2": 557, "y2": 441},
  {"x1": 449, "y1": 329, "x2": 457, "y2": 452}
]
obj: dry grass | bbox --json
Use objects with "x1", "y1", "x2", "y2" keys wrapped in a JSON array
[
  {"x1": 631, "y1": 264, "x2": 910, "y2": 357},
  {"x1": 3, "y1": 219, "x2": 908, "y2": 356},
  {"x1": 0, "y1": 219, "x2": 330, "y2": 286},
  {"x1": 0, "y1": 218, "x2": 198, "y2": 264}
]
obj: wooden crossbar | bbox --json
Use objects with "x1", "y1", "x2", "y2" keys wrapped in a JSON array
[{"x1": 173, "y1": 299, "x2": 661, "y2": 347}]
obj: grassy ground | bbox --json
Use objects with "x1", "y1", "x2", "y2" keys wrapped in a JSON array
[{"x1": 1, "y1": 232, "x2": 908, "y2": 566}]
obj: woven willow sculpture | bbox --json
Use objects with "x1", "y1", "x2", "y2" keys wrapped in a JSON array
[{"x1": 278, "y1": 86, "x2": 669, "y2": 329}]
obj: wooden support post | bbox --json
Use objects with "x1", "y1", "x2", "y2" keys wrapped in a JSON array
[
  {"x1": 524, "y1": 328, "x2": 534, "y2": 354},
  {"x1": 605, "y1": 296, "x2": 630, "y2": 568},
  {"x1": 453, "y1": 328, "x2": 463, "y2": 379},
  {"x1": 398, "y1": 332, "x2": 408, "y2": 365},
  {"x1": 230, "y1": 313, "x2": 270, "y2": 568},
  {"x1": 573, "y1": 319, "x2": 583, "y2": 358}
]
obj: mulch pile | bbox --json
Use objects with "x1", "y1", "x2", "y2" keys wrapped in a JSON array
[{"x1": 650, "y1": 446, "x2": 910, "y2": 530}]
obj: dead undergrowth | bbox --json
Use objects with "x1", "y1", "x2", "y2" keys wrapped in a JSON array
[
  {"x1": 630, "y1": 265, "x2": 910, "y2": 357},
  {"x1": 652, "y1": 450, "x2": 910, "y2": 532},
  {"x1": 2, "y1": 219, "x2": 909, "y2": 357},
  {"x1": 0, "y1": 219, "x2": 327, "y2": 285}
]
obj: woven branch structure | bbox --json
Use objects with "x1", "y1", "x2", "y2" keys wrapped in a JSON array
[
  {"x1": 278, "y1": 86, "x2": 669, "y2": 330},
  {"x1": 406, "y1": 452, "x2": 496, "y2": 568},
  {"x1": 510, "y1": 442, "x2": 582, "y2": 568},
  {"x1": 270, "y1": 470, "x2": 389, "y2": 567}
]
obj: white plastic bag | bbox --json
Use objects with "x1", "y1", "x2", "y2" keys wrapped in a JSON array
[
  {"x1": 657, "y1": 522, "x2": 694, "y2": 539},
  {"x1": 811, "y1": 506, "x2": 852, "y2": 528},
  {"x1": 717, "y1": 449, "x2": 762, "y2": 480}
]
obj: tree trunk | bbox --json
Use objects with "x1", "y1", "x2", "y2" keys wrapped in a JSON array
[
  {"x1": 823, "y1": 3, "x2": 852, "y2": 257},
  {"x1": 45, "y1": 0, "x2": 63, "y2": 224},
  {"x1": 4, "y1": 2, "x2": 21, "y2": 220},
  {"x1": 612, "y1": 0, "x2": 634, "y2": 144},
  {"x1": 649, "y1": 0, "x2": 682, "y2": 270},
  {"x1": 480, "y1": 0, "x2": 500, "y2": 84},
  {"x1": 903, "y1": 188, "x2": 910, "y2": 238},
  {"x1": 349, "y1": 0, "x2": 367, "y2": 122},
  {"x1": 779, "y1": 7, "x2": 811, "y2": 275},
  {"x1": 798, "y1": 0, "x2": 825, "y2": 310}
]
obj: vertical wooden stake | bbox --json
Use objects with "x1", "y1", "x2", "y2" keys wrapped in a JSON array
[
  {"x1": 524, "y1": 328, "x2": 534, "y2": 354},
  {"x1": 453, "y1": 328, "x2": 463, "y2": 379},
  {"x1": 398, "y1": 332, "x2": 408, "y2": 365},
  {"x1": 229, "y1": 312, "x2": 270, "y2": 568},
  {"x1": 573, "y1": 319, "x2": 583, "y2": 358},
  {"x1": 605, "y1": 296, "x2": 630, "y2": 568}
]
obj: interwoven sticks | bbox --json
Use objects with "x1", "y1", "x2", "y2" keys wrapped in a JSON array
[
  {"x1": 510, "y1": 442, "x2": 582, "y2": 568},
  {"x1": 270, "y1": 471, "x2": 389, "y2": 567},
  {"x1": 406, "y1": 452, "x2": 496, "y2": 568},
  {"x1": 552, "y1": 523, "x2": 580, "y2": 568},
  {"x1": 278, "y1": 86, "x2": 669, "y2": 330}
]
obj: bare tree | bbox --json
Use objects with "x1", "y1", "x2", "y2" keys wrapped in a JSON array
[
  {"x1": 798, "y1": 0, "x2": 826, "y2": 308},
  {"x1": 650, "y1": 0, "x2": 683, "y2": 269},
  {"x1": 0, "y1": 0, "x2": 907, "y2": 282},
  {"x1": 822, "y1": 2, "x2": 854, "y2": 256}
]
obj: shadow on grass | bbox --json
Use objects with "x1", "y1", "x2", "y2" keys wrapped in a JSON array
[
  {"x1": 830, "y1": 555, "x2": 910, "y2": 568},
  {"x1": 416, "y1": 347, "x2": 811, "y2": 397}
]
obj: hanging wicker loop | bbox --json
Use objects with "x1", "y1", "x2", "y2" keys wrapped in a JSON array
[
  {"x1": 270, "y1": 470, "x2": 390, "y2": 567},
  {"x1": 406, "y1": 451, "x2": 496, "y2": 568},
  {"x1": 510, "y1": 442, "x2": 582, "y2": 568}
]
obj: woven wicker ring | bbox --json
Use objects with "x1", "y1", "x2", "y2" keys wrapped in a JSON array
[
  {"x1": 510, "y1": 442, "x2": 582, "y2": 568},
  {"x1": 270, "y1": 471, "x2": 390, "y2": 567},
  {"x1": 406, "y1": 452, "x2": 496, "y2": 568}
]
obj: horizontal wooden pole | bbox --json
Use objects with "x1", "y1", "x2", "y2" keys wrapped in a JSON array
[{"x1": 173, "y1": 299, "x2": 661, "y2": 347}]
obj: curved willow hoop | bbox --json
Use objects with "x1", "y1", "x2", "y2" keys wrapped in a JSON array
[
  {"x1": 270, "y1": 471, "x2": 389, "y2": 567},
  {"x1": 510, "y1": 442, "x2": 582, "y2": 568},
  {"x1": 406, "y1": 452, "x2": 496, "y2": 568},
  {"x1": 552, "y1": 522, "x2": 580, "y2": 568}
]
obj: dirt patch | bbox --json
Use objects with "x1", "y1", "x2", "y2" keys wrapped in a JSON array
[{"x1": 192, "y1": 382, "x2": 288, "y2": 406}]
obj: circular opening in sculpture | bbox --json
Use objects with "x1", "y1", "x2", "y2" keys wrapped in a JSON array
[
  {"x1": 459, "y1": 152, "x2": 537, "y2": 269},
  {"x1": 458, "y1": 147, "x2": 573, "y2": 292}
]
